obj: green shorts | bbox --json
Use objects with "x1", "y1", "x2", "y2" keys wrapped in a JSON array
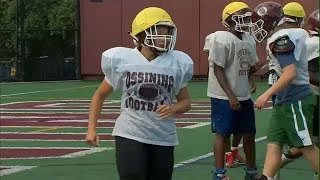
[{"x1": 267, "y1": 95, "x2": 316, "y2": 148}]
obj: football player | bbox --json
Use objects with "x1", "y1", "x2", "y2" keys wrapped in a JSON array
[
  {"x1": 252, "y1": 2, "x2": 319, "y2": 180},
  {"x1": 203, "y1": 2, "x2": 259, "y2": 180},
  {"x1": 307, "y1": 10, "x2": 319, "y2": 147},
  {"x1": 86, "y1": 7, "x2": 194, "y2": 180},
  {"x1": 275, "y1": 8, "x2": 320, "y2": 180}
]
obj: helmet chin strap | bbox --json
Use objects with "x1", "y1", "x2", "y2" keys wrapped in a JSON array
[{"x1": 222, "y1": 21, "x2": 231, "y2": 30}]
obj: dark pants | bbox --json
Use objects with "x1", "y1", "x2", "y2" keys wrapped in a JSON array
[
  {"x1": 115, "y1": 136, "x2": 174, "y2": 180},
  {"x1": 210, "y1": 98, "x2": 256, "y2": 136}
]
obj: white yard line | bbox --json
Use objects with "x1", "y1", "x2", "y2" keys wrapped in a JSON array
[
  {"x1": 0, "y1": 166, "x2": 37, "y2": 176},
  {"x1": 0, "y1": 147, "x2": 108, "y2": 149},
  {"x1": 174, "y1": 136, "x2": 267, "y2": 168},
  {"x1": 182, "y1": 122, "x2": 211, "y2": 129},
  {"x1": 0, "y1": 86, "x2": 98, "y2": 97},
  {"x1": 1, "y1": 132, "x2": 112, "y2": 135},
  {"x1": 0, "y1": 147, "x2": 113, "y2": 160},
  {"x1": 1, "y1": 116, "x2": 77, "y2": 119},
  {"x1": 1, "y1": 126, "x2": 114, "y2": 129},
  {"x1": 0, "y1": 99, "x2": 121, "y2": 105},
  {"x1": 0, "y1": 139, "x2": 115, "y2": 142}
]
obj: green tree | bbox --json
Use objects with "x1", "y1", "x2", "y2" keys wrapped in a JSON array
[{"x1": 0, "y1": 0, "x2": 76, "y2": 59}]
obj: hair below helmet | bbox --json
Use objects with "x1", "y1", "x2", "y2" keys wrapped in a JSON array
[
  {"x1": 251, "y1": 2, "x2": 284, "y2": 42},
  {"x1": 130, "y1": 7, "x2": 177, "y2": 52}
]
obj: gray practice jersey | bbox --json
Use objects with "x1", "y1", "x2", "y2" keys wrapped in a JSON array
[
  {"x1": 268, "y1": 28, "x2": 310, "y2": 85},
  {"x1": 204, "y1": 31, "x2": 258, "y2": 100},
  {"x1": 101, "y1": 47, "x2": 193, "y2": 146},
  {"x1": 306, "y1": 35, "x2": 319, "y2": 61},
  {"x1": 268, "y1": 28, "x2": 311, "y2": 104},
  {"x1": 267, "y1": 38, "x2": 282, "y2": 85}
]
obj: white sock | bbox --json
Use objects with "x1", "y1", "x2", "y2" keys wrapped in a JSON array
[{"x1": 231, "y1": 146, "x2": 238, "y2": 151}]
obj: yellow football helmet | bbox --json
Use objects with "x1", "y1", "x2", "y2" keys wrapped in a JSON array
[
  {"x1": 130, "y1": 7, "x2": 177, "y2": 52},
  {"x1": 222, "y1": 2, "x2": 252, "y2": 33},
  {"x1": 283, "y1": 2, "x2": 305, "y2": 18},
  {"x1": 281, "y1": 2, "x2": 305, "y2": 26}
]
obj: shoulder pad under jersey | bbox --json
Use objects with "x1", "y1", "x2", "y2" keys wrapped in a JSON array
[{"x1": 270, "y1": 35, "x2": 295, "y2": 53}]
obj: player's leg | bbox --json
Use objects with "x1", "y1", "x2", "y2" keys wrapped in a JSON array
[
  {"x1": 211, "y1": 98, "x2": 232, "y2": 180},
  {"x1": 288, "y1": 95, "x2": 319, "y2": 174},
  {"x1": 258, "y1": 103, "x2": 287, "y2": 180},
  {"x1": 259, "y1": 143, "x2": 282, "y2": 180},
  {"x1": 231, "y1": 134, "x2": 246, "y2": 165},
  {"x1": 236, "y1": 99, "x2": 259, "y2": 180},
  {"x1": 276, "y1": 95, "x2": 319, "y2": 180},
  {"x1": 312, "y1": 95, "x2": 319, "y2": 146},
  {"x1": 281, "y1": 147, "x2": 302, "y2": 167},
  {"x1": 301, "y1": 145, "x2": 319, "y2": 175},
  {"x1": 225, "y1": 136, "x2": 235, "y2": 168},
  {"x1": 211, "y1": 99, "x2": 234, "y2": 169},
  {"x1": 146, "y1": 144, "x2": 174, "y2": 180},
  {"x1": 115, "y1": 136, "x2": 147, "y2": 180}
]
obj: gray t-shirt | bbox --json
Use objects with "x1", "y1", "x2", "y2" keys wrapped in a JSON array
[
  {"x1": 306, "y1": 35, "x2": 319, "y2": 61},
  {"x1": 101, "y1": 47, "x2": 193, "y2": 146},
  {"x1": 267, "y1": 28, "x2": 311, "y2": 104},
  {"x1": 204, "y1": 31, "x2": 258, "y2": 100}
]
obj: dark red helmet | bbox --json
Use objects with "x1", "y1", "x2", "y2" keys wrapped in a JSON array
[
  {"x1": 251, "y1": 1, "x2": 284, "y2": 42},
  {"x1": 308, "y1": 9, "x2": 319, "y2": 33}
]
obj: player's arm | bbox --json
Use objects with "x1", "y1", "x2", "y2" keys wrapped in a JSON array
[
  {"x1": 248, "y1": 63, "x2": 259, "y2": 93},
  {"x1": 173, "y1": 86, "x2": 192, "y2": 113},
  {"x1": 214, "y1": 64, "x2": 240, "y2": 110},
  {"x1": 308, "y1": 57, "x2": 319, "y2": 86},
  {"x1": 157, "y1": 86, "x2": 191, "y2": 118},
  {"x1": 260, "y1": 36, "x2": 296, "y2": 98},
  {"x1": 86, "y1": 79, "x2": 113, "y2": 146}
]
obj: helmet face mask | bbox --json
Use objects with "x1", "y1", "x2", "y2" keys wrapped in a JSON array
[
  {"x1": 222, "y1": 2, "x2": 253, "y2": 33},
  {"x1": 144, "y1": 21, "x2": 177, "y2": 52},
  {"x1": 130, "y1": 7, "x2": 177, "y2": 52},
  {"x1": 251, "y1": 19, "x2": 269, "y2": 42},
  {"x1": 231, "y1": 11, "x2": 253, "y2": 33},
  {"x1": 251, "y1": 2, "x2": 284, "y2": 42}
]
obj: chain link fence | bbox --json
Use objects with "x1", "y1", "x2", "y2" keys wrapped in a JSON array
[{"x1": 0, "y1": 0, "x2": 80, "y2": 82}]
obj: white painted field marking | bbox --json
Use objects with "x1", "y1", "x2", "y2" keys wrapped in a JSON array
[
  {"x1": 1, "y1": 116, "x2": 76, "y2": 119},
  {"x1": 0, "y1": 166, "x2": 37, "y2": 176},
  {"x1": 174, "y1": 136, "x2": 267, "y2": 168},
  {"x1": 0, "y1": 139, "x2": 115, "y2": 142},
  {"x1": 0, "y1": 86, "x2": 98, "y2": 97},
  {"x1": 0, "y1": 147, "x2": 113, "y2": 160},
  {"x1": 182, "y1": 122, "x2": 211, "y2": 129},
  {"x1": 0, "y1": 99, "x2": 121, "y2": 106}
]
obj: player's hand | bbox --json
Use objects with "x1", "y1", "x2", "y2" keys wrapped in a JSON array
[
  {"x1": 86, "y1": 129, "x2": 100, "y2": 147},
  {"x1": 156, "y1": 104, "x2": 176, "y2": 119},
  {"x1": 229, "y1": 96, "x2": 240, "y2": 111},
  {"x1": 254, "y1": 93, "x2": 270, "y2": 110}
]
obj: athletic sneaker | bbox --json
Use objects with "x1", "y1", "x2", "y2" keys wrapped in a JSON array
[
  {"x1": 213, "y1": 172, "x2": 230, "y2": 180},
  {"x1": 244, "y1": 171, "x2": 261, "y2": 180},
  {"x1": 244, "y1": 168, "x2": 261, "y2": 180},
  {"x1": 279, "y1": 153, "x2": 294, "y2": 168},
  {"x1": 274, "y1": 154, "x2": 294, "y2": 180},
  {"x1": 225, "y1": 152, "x2": 235, "y2": 168},
  {"x1": 233, "y1": 148, "x2": 246, "y2": 165}
]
